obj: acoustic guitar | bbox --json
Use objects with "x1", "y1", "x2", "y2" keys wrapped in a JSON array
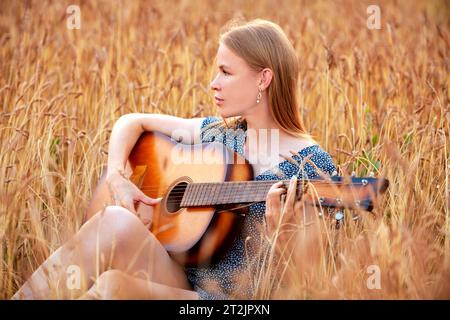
[{"x1": 85, "y1": 131, "x2": 389, "y2": 267}]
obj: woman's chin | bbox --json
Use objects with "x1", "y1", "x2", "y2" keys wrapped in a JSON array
[{"x1": 218, "y1": 108, "x2": 240, "y2": 118}]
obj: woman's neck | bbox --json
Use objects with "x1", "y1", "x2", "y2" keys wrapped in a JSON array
[{"x1": 242, "y1": 104, "x2": 280, "y2": 133}]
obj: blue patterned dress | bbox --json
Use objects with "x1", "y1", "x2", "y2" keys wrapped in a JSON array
[{"x1": 185, "y1": 116, "x2": 337, "y2": 299}]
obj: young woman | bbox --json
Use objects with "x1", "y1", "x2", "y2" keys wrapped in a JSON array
[{"x1": 12, "y1": 19, "x2": 336, "y2": 300}]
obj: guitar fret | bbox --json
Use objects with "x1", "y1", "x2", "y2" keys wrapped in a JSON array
[
  {"x1": 221, "y1": 183, "x2": 226, "y2": 204},
  {"x1": 241, "y1": 182, "x2": 247, "y2": 203},
  {"x1": 206, "y1": 183, "x2": 212, "y2": 205},
  {"x1": 230, "y1": 183, "x2": 235, "y2": 203},
  {"x1": 188, "y1": 184, "x2": 195, "y2": 207},
  {"x1": 209, "y1": 183, "x2": 214, "y2": 205},
  {"x1": 194, "y1": 183, "x2": 201, "y2": 206},
  {"x1": 214, "y1": 183, "x2": 220, "y2": 205},
  {"x1": 199, "y1": 183, "x2": 205, "y2": 206},
  {"x1": 191, "y1": 184, "x2": 197, "y2": 206},
  {"x1": 209, "y1": 183, "x2": 216, "y2": 206},
  {"x1": 205, "y1": 183, "x2": 210, "y2": 205},
  {"x1": 229, "y1": 183, "x2": 234, "y2": 203},
  {"x1": 234, "y1": 181, "x2": 242, "y2": 203},
  {"x1": 247, "y1": 182, "x2": 252, "y2": 201},
  {"x1": 212, "y1": 183, "x2": 220, "y2": 205},
  {"x1": 240, "y1": 181, "x2": 247, "y2": 203},
  {"x1": 230, "y1": 183, "x2": 236, "y2": 204},
  {"x1": 258, "y1": 181, "x2": 267, "y2": 202},
  {"x1": 205, "y1": 183, "x2": 211, "y2": 205},
  {"x1": 180, "y1": 185, "x2": 187, "y2": 207},
  {"x1": 222, "y1": 183, "x2": 227, "y2": 204},
  {"x1": 252, "y1": 181, "x2": 259, "y2": 198},
  {"x1": 245, "y1": 182, "x2": 253, "y2": 201},
  {"x1": 184, "y1": 184, "x2": 190, "y2": 207},
  {"x1": 238, "y1": 182, "x2": 245, "y2": 203},
  {"x1": 238, "y1": 182, "x2": 244, "y2": 203},
  {"x1": 220, "y1": 183, "x2": 225, "y2": 204},
  {"x1": 197, "y1": 183, "x2": 202, "y2": 206},
  {"x1": 204, "y1": 183, "x2": 211, "y2": 205}
]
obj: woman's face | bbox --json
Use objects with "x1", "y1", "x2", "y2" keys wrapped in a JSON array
[{"x1": 210, "y1": 43, "x2": 261, "y2": 118}]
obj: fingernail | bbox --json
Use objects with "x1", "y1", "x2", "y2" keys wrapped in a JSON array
[{"x1": 155, "y1": 197, "x2": 163, "y2": 201}]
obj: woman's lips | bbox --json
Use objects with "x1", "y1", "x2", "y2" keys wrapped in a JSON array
[{"x1": 215, "y1": 97, "x2": 224, "y2": 105}]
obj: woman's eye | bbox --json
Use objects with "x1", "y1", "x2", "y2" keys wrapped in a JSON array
[{"x1": 222, "y1": 70, "x2": 230, "y2": 75}]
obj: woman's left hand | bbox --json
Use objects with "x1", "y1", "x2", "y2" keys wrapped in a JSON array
[{"x1": 265, "y1": 176, "x2": 304, "y2": 240}]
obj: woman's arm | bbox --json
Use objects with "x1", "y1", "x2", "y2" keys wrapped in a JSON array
[
  {"x1": 106, "y1": 113, "x2": 205, "y2": 179},
  {"x1": 84, "y1": 113, "x2": 205, "y2": 220}
]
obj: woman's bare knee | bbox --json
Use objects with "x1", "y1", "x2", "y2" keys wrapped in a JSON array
[
  {"x1": 83, "y1": 270, "x2": 126, "y2": 299},
  {"x1": 71, "y1": 206, "x2": 157, "y2": 272},
  {"x1": 85, "y1": 206, "x2": 151, "y2": 247},
  {"x1": 75, "y1": 206, "x2": 189, "y2": 290}
]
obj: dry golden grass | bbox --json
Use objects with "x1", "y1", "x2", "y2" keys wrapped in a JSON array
[{"x1": 0, "y1": 0, "x2": 449, "y2": 299}]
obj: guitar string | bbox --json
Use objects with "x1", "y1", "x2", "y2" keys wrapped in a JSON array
[
  {"x1": 137, "y1": 183, "x2": 366, "y2": 199},
  {"x1": 137, "y1": 180, "x2": 367, "y2": 193},
  {"x1": 114, "y1": 180, "x2": 374, "y2": 204},
  {"x1": 135, "y1": 182, "x2": 366, "y2": 199},
  {"x1": 141, "y1": 184, "x2": 355, "y2": 204}
]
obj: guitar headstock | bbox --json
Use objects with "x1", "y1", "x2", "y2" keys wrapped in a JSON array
[{"x1": 303, "y1": 176, "x2": 389, "y2": 212}]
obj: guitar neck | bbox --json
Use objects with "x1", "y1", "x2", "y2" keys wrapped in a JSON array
[{"x1": 179, "y1": 177, "x2": 389, "y2": 211}]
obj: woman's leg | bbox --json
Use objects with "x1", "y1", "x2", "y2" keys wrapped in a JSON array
[
  {"x1": 12, "y1": 206, "x2": 193, "y2": 299},
  {"x1": 79, "y1": 270, "x2": 199, "y2": 300}
]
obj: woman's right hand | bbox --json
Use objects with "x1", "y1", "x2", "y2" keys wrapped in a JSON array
[{"x1": 106, "y1": 167, "x2": 162, "y2": 224}]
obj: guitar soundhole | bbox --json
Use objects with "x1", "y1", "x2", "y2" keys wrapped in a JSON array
[{"x1": 166, "y1": 182, "x2": 188, "y2": 213}]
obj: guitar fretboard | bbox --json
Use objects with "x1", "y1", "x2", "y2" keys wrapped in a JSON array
[
  {"x1": 180, "y1": 180, "x2": 294, "y2": 207},
  {"x1": 177, "y1": 176, "x2": 387, "y2": 211}
]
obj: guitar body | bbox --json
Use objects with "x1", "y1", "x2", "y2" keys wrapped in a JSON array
[{"x1": 85, "y1": 131, "x2": 254, "y2": 267}]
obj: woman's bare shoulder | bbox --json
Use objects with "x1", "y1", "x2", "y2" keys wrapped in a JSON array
[{"x1": 284, "y1": 136, "x2": 318, "y2": 153}]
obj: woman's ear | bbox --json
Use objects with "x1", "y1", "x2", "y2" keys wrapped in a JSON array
[{"x1": 259, "y1": 68, "x2": 273, "y2": 90}]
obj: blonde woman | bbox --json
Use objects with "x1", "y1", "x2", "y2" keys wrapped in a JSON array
[{"x1": 13, "y1": 19, "x2": 336, "y2": 300}]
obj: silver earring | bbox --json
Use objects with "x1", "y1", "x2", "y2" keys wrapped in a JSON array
[{"x1": 256, "y1": 88, "x2": 262, "y2": 103}]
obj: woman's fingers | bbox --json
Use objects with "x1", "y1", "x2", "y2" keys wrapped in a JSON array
[
  {"x1": 137, "y1": 194, "x2": 163, "y2": 206},
  {"x1": 107, "y1": 173, "x2": 161, "y2": 225},
  {"x1": 121, "y1": 197, "x2": 137, "y2": 214},
  {"x1": 265, "y1": 181, "x2": 287, "y2": 236},
  {"x1": 265, "y1": 177, "x2": 307, "y2": 235},
  {"x1": 283, "y1": 175, "x2": 305, "y2": 218},
  {"x1": 266, "y1": 183, "x2": 286, "y2": 213},
  {"x1": 284, "y1": 176, "x2": 297, "y2": 210}
]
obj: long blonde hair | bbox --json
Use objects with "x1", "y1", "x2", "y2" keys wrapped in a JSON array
[{"x1": 215, "y1": 18, "x2": 314, "y2": 141}]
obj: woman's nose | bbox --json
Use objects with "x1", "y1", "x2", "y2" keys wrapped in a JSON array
[{"x1": 210, "y1": 75, "x2": 220, "y2": 91}]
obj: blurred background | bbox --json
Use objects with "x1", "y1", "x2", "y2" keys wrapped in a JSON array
[{"x1": 0, "y1": 0, "x2": 449, "y2": 299}]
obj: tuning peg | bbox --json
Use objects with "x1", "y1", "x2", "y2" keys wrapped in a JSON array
[
  {"x1": 335, "y1": 210, "x2": 344, "y2": 221},
  {"x1": 368, "y1": 171, "x2": 375, "y2": 177},
  {"x1": 331, "y1": 170, "x2": 338, "y2": 177},
  {"x1": 334, "y1": 209, "x2": 344, "y2": 229},
  {"x1": 351, "y1": 171, "x2": 356, "y2": 177}
]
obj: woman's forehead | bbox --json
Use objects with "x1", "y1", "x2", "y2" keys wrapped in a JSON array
[{"x1": 216, "y1": 44, "x2": 245, "y2": 69}]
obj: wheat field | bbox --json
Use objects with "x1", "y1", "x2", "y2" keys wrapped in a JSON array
[{"x1": 0, "y1": 0, "x2": 449, "y2": 299}]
